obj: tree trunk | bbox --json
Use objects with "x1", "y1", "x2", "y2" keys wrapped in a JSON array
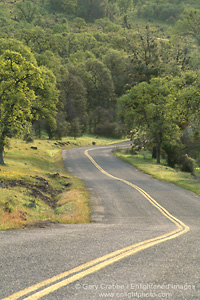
[
  {"x1": 0, "y1": 143, "x2": 4, "y2": 165},
  {"x1": 156, "y1": 136, "x2": 161, "y2": 164},
  {"x1": 152, "y1": 146, "x2": 157, "y2": 159}
]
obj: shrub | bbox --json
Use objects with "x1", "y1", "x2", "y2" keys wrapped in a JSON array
[
  {"x1": 162, "y1": 143, "x2": 182, "y2": 168},
  {"x1": 163, "y1": 143, "x2": 194, "y2": 174},
  {"x1": 180, "y1": 154, "x2": 194, "y2": 174},
  {"x1": 23, "y1": 132, "x2": 34, "y2": 143}
]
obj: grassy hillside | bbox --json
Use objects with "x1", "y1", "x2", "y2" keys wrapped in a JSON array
[
  {"x1": 114, "y1": 150, "x2": 200, "y2": 196},
  {"x1": 0, "y1": 135, "x2": 124, "y2": 230}
]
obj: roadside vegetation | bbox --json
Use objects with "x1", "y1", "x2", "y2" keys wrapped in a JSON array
[
  {"x1": 114, "y1": 149, "x2": 200, "y2": 196},
  {"x1": 0, "y1": 135, "x2": 123, "y2": 230}
]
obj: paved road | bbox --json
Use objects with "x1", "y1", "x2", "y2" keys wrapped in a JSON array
[{"x1": 1, "y1": 143, "x2": 200, "y2": 300}]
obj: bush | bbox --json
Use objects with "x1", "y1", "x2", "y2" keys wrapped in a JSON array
[
  {"x1": 23, "y1": 129, "x2": 34, "y2": 143},
  {"x1": 53, "y1": 117, "x2": 69, "y2": 140},
  {"x1": 162, "y1": 143, "x2": 182, "y2": 168},
  {"x1": 69, "y1": 118, "x2": 82, "y2": 139},
  {"x1": 180, "y1": 154, "x2": 194, "y2": 174},
  {"x1": 163, "y1": 143, "x2": 194, "y2": 174}
]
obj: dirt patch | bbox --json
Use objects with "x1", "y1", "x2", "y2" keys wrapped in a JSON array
[
  {"x1": 24, "y1": 220, "x2": 57, "y2": 229},
  {"x1": 54, "y1": 141, "x2": 70, "y2": 147},
  {"x1": 2, "y1": 175, "x2": 71, "y2": 209}
]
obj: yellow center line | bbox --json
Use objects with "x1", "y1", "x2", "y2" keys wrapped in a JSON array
[{"x1": 2, "y1": 146, "x2": 190, "y2": 300}]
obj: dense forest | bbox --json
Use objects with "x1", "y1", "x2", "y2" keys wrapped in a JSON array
[{"x1": 0, "y1": 0, "x2": 199, "y2": 170}]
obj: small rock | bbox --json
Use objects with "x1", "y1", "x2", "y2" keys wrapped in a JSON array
[
  {"x1": 0, "y1": 182, "x2": 4, "y2": 188},
  {"x1": 28, "y1": 202, "x2": 36, "y2": 208},
  {"x1": 52, "y1": 173, "x2": 59, "y2": 177}
]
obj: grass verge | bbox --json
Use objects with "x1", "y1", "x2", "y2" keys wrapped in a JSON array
[
  {"x1": 0, "y1": 135, "x2": 124, "y2": 230},
  {"x1": 114, "y1": 149, "x2": 200, "y2": 196}
]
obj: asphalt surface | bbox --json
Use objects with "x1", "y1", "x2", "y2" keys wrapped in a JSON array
[{"x1": 0, "y1": 142, "x2": 200, "y2": 300}]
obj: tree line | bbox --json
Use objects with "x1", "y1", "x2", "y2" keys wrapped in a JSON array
[{"x1": 0, "y1": 0, "x2": 199, "y2": 169}]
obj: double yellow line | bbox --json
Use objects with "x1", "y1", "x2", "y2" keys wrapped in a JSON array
[{"x1": 2, "y1": 147, "x2": 189, "y2": 300}]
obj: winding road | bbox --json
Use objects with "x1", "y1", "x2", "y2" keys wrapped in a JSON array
[{"x1": 1, "y1": 142, "x2": 200, "y2": 299}]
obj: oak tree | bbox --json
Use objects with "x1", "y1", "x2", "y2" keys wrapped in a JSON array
[
  {"x1": 118, "y1": 77, "x2": 181, "y2": 163},
  {"x1": 0, "y1": 50, "x2": 58, "y2": 164}
]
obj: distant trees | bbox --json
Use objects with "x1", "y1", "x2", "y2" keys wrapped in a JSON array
[
  {"x1": 117, "y1": 0, "x2": 133, "y2": 14},
  {"x1": 139, "y1": 2, "x2": 183, "y2": 23},
  {"x1": 17, "y1": 27, "x2": 57, "y2": 54},
  {"x1": 59, "y1": 70, "x2": 88, "y2": 133},
  {"x1": 174, "y1": 8, "x2": 200, "y2": 45},
  {"x1": 102, "y1": 49, "x2": 129, "y2": 96},
  {"x1": 15, "y1": 0, "x2": 40, "y2": 23},
  {"x1": 75, "y1": 58, "x2": 116, "y2": 133},
  {"x1": 0, "y1": 0, "x2": 199, "y2": 148},
  {"x1": 126, "y1": 26, "x2": 162, "y2": 84},
  {"x1": 48, "y1": 0, "x2": 78, "y2": 14},
  {"x1": 77, "y1": 58, "x2": 115, "y2": 110},
  {"x1": 77, "y1": 0, "x2": 105, "y2": 22}
]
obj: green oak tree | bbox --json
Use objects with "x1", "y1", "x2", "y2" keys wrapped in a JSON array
[
  {"x1": 15, "y1": 0, "x2": 40, "y2": 23},
  {"x1": 0, "y1": 38, "x2": 37, "y2": 65},
  {"x1": 76, "y1": 58, "x2": 115, "y2": 110},
  {"x1": 0, "y1": 50, "x2": 58, "y2": 164},
  {"x1": 34, "y1": 65, "x2": 59, "y2": 138},
  {"x1": 0, "y1": 50, "x2": 42, "y2": 164},
  {"x1": 59, "y1": 69, "x2": 88, "y2": 131},
  {"x1": 72, "y1": 17, "x2": 87, "y2": 32},
  {"x1": 75, "y1": 58, "x2": 116, "y2": 132},
  {"x1": 118, "y1": 77, "x2": 181, "y2": 163},
  {"x1": 102, "y1": 49, "x2": 130, "y2": 96},
  {"x1": 126, "y1": 26, "x2": 163, "y2": 84},
  {"x1": 17, "y1": 27, "x2": 57, "y2": 54}
]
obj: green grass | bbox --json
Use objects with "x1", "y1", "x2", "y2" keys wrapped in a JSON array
[
  {"x1": 114, "y1": 150, "x2": 200, "y2": 196},
  {"x1": 62, "y1": 134, "x2": 127, "y2": 147},
  {"x1": 0, "y1": 135, "x2": 124, "y2": 230}
]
